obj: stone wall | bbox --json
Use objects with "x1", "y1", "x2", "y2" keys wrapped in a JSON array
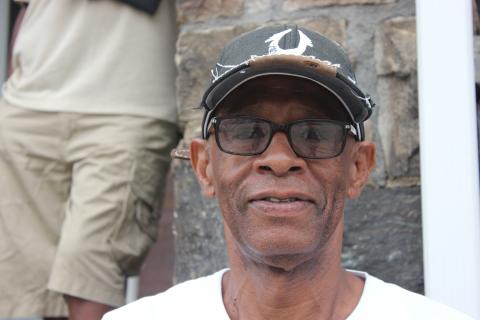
[{"x1": 173, "y1": 0, "x2": 423, "y2": 292}]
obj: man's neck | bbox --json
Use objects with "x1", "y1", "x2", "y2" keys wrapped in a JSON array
[{"x1": 222, "y1": 234, "x2": 364, "y2": 320}]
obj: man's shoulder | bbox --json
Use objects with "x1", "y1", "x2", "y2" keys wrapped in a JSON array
[
  {"x1": 350, "y1": 271, "x2": 473, "y2": 320},
  {"x1": 102, "y1": 269, "x2": 228, "y2": 320}
]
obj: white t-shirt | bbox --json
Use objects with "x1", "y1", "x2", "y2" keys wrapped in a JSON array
[
  {"x1": 103, "y1": 269, "x2": 474, "y2": 319},
  {"x1": 3, "y1": 0, "x2": 177, "y2": 122}
]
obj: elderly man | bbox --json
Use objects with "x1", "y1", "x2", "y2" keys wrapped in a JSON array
[{"x1": 104, "y1": 25, "x2": 472, "y2": 319}]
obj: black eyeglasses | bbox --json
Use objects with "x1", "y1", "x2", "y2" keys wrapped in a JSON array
[{"x1": 207, "y1": 116, "x2": 357, "y2": 159}]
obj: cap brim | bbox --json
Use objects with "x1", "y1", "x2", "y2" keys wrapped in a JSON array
[{"x1": 201, "y1": 55, "x2": 371, "y2": 140}]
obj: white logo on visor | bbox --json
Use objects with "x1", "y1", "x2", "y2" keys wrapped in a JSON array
[{"x1": 265, "y1": 29, "x2": 313, "y2": 55}]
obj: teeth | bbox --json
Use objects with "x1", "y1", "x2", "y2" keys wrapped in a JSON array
[{"x1": 265, "y1": 197, "x2": 297, "y2": 203}]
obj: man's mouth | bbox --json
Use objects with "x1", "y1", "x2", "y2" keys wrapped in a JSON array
[
  {"x1": 262, "y1": 197, "x2": 303, "y2": 203},
  {"x1": 249, "y1": 196, "x2": 314, "y2": 216},
  {"x1": 250, "y1": 194, "x2": 315, "y2": 204},
  {"x1": 247, "y1": 191, "x2": 316, "y2": 214}
]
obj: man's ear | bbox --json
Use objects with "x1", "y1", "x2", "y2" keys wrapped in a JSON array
[
  {"x1": 190, "y1": 138, "x2": 215, "y2": 198},
  {"x1": 347, "y1": 141, "x2": 376, "y2": 199}
]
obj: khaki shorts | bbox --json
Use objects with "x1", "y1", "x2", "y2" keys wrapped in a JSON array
[{"x1": 0, "y1": 101, "x2": 178, "y2": 317}]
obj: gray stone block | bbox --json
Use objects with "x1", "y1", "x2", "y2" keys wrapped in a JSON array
[
  {"x1": 245, "y1": 0, "x2": 272, "y2": 13},
  {"x1": 375, "y1": 16, "x2": 419, "y2": 180},
  {"x1": 377, "y1": 75, "x2": 419, "y2": 179},
  {"x1": 343, "y1": 186, "x2": 423, "y2": 293},
  {"x1": 176, "y1": 0, "x2": 244, "y2": 23},
  {"x1": 292, "y1": 17, "x2": 348, "y2": 47},
  {"x1": 375, "y1": 17, "x2": 416, "y2": 77},
  {"x1": 283, "y1": 0, "x2": 396, "y2": 11},
  {"x1": 173, "y1": 159, "x2": 228, "y2": 284}
]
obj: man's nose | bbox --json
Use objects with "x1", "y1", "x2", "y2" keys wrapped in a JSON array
[{"x1": 252, "y1": 132, "x2": 306, "y2": 176}]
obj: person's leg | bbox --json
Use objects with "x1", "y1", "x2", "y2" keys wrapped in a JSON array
[
  {"x1": 65, "y1": 295, "x2": 113, "y2": 320},
  {"x1": 47, "y1": 113, "x2": 178, "y2": 317},
  {"x1": 47, "y1": 134, "x2": 130, "y2": 313},
  {"x1": 0, "y1": 101, "x2": 69, "y2": 318}
]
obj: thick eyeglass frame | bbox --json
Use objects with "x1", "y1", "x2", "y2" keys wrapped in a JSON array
[{"x1": 206, "y1": 116, "x2": 358, "y2": 159}]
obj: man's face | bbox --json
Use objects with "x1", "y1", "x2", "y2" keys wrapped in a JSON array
[{"x1": 191, "y1": 75, "x2": 375, "y2": 270}]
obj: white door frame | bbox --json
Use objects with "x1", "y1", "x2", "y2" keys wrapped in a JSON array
[{"x1": 416, "y1": 0, "x2": 480, "y2": 317}]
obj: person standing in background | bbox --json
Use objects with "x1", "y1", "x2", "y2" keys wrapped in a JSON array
[{"x1": 0, "y1": 0, "x2": 179, "y2": 319}]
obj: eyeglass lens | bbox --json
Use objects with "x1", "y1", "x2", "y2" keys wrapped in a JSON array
[{"x1": 215, "y1": 117, "x2": 347, "y2": 159}]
